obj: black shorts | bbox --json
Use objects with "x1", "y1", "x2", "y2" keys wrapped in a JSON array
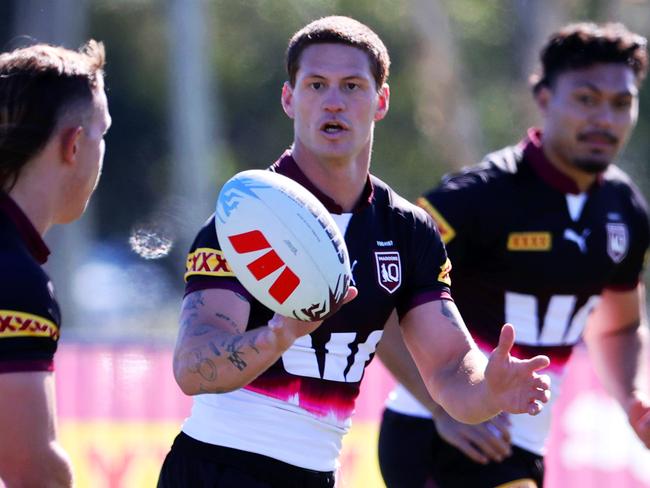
[
  {"x1": 157, "y1": 432, "x2": 335, "y2": 488},
  {"x1": 378, "y1": 408, "x2": 544, "y2": 488},
  {"x1": 378, "y1": 408, "x2": 438, "y2": 488}
]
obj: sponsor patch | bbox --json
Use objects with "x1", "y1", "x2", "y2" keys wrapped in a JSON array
[
  {"x1": 0, "y1": 310, "x2": 59, "y2": 340},
  {"x1": 507, "y1": 232, "x2": 551, "y2": 251},
  {"x1": 606, "y1": 223, "x2": 629, "y2": 263},
  {"x1": 375, "y1": 251, "x2": 401, "y2": 293},
  {"x1": 185, "y1": 248, "x2": 235, "y2": 281},
  {"x1": 416, "y1": 197, "x2": 455, "y2": 244},
  {"x1": 438, "y1": 258, "x2": 452, "y2": 286}
]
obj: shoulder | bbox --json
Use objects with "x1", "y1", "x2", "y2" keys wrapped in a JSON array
[
  {"x1": 429, "y1": 144, "x2": 523, "y2": 198},
  {"x1": 370, "y1": 175, "x2": 431, "y2": 226},
  {"x1": 602, "y1": 165, "x2": 650, "y2": 220}
]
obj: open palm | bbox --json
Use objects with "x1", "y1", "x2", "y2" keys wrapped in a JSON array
[{"x1": 485, "y1": 324, "x2": 551, "y2": 415}]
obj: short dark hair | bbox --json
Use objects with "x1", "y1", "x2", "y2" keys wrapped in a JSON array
[
  {"x1": 286, "y1": 16, "x2": 390, "y2": 90},
  {"x1": 531, "y1": 22, "x2": 648, "y2": 93},
  {"x1": 0, "y1": 39, "x2": 106, "y2": 191}
]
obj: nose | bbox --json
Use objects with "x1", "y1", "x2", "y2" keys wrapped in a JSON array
[
  {"x1": 322, "y1": 88, "x2": 345, "y2": 113},
  {"x1": 591, "y1": 103, "x2": 615, "y2": 129}
]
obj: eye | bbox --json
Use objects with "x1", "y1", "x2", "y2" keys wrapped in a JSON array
[
  {"x1": 310, "y1": 81, "x2": 324, "y2": 90},
  {"x1": 613, "y1": 97, "x2": 632, "y2": 110},
  {"x1": 345, "y1": 82, "x2": 359, "y2": 91},
  {"x1": 576, "y1": 93, "x2": 597, "y2": 106}
]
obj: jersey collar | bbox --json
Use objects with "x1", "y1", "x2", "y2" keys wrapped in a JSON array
[
  {"x1": 0, "y1": 192, "x2": 50, "y2": 264},
  {"x1": 522, "y1": 128, "x2": 604, "y2": 195},
  {"x1": 269, "y1": 150, "x2": 374, "y2": 214}
]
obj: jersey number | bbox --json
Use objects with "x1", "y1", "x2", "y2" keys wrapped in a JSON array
[
  {"x1": 282, "y1": 331, "x2": 383, "y2": 382},
  {"x1": 505, "y1": 292, "x2": 600, "y2": 346}
]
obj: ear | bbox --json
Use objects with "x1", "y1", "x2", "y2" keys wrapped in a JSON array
[
  {"x1": 534, "y1": 85, "x2": 551, "y2": 114},
  {"x1": 281, "y1": 82, "x2": 295, "y2": 119},
  {"x1": 60, "y1": 126, "x2": 83, "y2": 165},
  {"x1": 374, "y1": 83, "x2": 390, "y2": 122}
]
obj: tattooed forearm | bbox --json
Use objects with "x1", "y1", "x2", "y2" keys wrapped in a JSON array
[
  {"x1": 234, "y1": 292, "x2": 248, "y2": 302},
  {"x1": 248, "y1": 331, "x2": 261, "y2": 354},
  {"x1": 225, "y1": 336, "x2": 248, "y2": 371},
  {"x1": 186, "y1": 348, "x2": 218, "y2": 382},
  {"x1": 208, "y1": 340, "x2": 222, "y2": 357}
]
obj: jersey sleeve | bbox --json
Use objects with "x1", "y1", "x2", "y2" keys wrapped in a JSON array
[
  {"x1": 183, "y1": 215, "x2": 253, "y2": 300},
  {"x1": 0, "y1": 264, "x2": 59, "y2": 374},
  {"x1": 417, "y1": 168, "x2": 490, "y2": 268},
  {"x1": 606, "y1": 184, "x2": 650, "y2": 290},
  {"x1": 395, "y1": 205, "x2": 452, "y2": 319}
]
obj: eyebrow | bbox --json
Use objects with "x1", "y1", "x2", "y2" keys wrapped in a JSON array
[{"x1": 574, "y1": 81, "x2": 637, "y2": 97}]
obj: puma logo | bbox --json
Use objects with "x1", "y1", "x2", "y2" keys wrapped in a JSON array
[{"x1": 564, "y1": 228, "x2": 590, "y2": 253}]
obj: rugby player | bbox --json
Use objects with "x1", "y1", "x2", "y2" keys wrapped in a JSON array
[
  {"x1": 378, "y1": 22, "x2": 650, "y2": 488},
  {"x1": 0, "y1": 41, "x2": 110, "y2": 486},
  {"x1": 158, "y1": 16, "x2": 551, "y2": 488}
]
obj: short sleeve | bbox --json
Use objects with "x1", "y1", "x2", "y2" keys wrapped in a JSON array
[
  {"x1": 395, "y1": 205, "x2": 452, "y2": 319},
  {"x1": 418, "y1": 169, "x2": 488, "y2": 267},
  {"x1": 606, "y1": 184, "x2": 650, "y2": 290},
  {"x1": 0, "y1": 262, "x2": 59, "y2": 373},
  {"x1": 183, "y1": 215, "x2": 253, "y2": 300}
]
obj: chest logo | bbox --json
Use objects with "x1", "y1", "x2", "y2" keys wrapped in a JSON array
[
  {"x1": 606, "y1": 223, "x2": 629, "y2": 263},
  {"x1": 375, "y1": 251, "x2": 401, "y2": 293},
  {"x1": 564, "y1": 228, "x2": 590, "y2": 253}
]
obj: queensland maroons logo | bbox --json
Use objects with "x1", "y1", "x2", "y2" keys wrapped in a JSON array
[
  {"x1": 228, "y1": 230, "x2": 300, "y2": 304},
  {"x1": 606, "y1": 223, "x2": 628, "y2": 263},
  {"x1": 375, "y1": 251, "x2": 401, "y2": 293}
]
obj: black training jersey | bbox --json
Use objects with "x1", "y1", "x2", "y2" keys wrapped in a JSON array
[
  {"x1": 0, "y1": 193, "x2": 60, "y2": 374},
  {"x1": 183, "y1": 151, "x2": 451, "y2": 422},
  {"x1": 417, "y1": 129, "x2": 649, "y2": 454},
  {"x1": 419, "y1": 129, "x2": 649, "y2": 367}
]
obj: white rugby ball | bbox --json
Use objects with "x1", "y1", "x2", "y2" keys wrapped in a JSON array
[{"x1": 215, "y1": 170, "x2": 351, "y2": 321}]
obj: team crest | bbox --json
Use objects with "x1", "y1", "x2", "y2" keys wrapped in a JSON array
[
  {"x1": 606, "y1": 223, "x2": 628, "y2": 263},
  {"x1": 375, "y1": 251, "x2": 401, "y2": 293}
]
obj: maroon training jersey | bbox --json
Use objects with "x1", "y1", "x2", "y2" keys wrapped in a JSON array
[
  {"x1": 0, "y1": 193, "x2": 60, "y2": 374},
  {"x1": 417, "y1": 129, "x2": 649, "y2": 454}
]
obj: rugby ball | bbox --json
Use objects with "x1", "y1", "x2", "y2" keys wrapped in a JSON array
[{"x1": 215, "y1": 170, "x2": 351, "y2": 321}]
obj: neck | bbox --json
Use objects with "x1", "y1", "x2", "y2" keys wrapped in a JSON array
[
  {"x1": 291, "y1": 142, "x2": 371, "y2": 212},
  {"x1": 8, "y1": 163, "x2": 59, "y2": 236},
  {"x1": 541, "y1": 143, "x2": 598, "y2": 193}
]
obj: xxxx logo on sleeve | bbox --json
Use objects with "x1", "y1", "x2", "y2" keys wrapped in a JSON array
[
  {"x1": 0, "y1": 310, "x2": 59, "y2": 340},
  {"x1": 228, "y1": 230, "x2": 300, "y2": 304},
  {"x1": 184, "y1": 248, "x2": 235, "y2": 281}
]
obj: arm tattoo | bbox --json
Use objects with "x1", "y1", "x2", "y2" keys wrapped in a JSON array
[
  {"x1": 248, "y1": 331, "x2": 261, "y2": 354},
  {"x1": 186, "y1": 292, "x2": 205, "y2": 310},
  {"x1": 234, "y1": 292, "x2": 248, "y2": 302},
  {"x1": 441, "y1": 301, "x2": 462, "y2": 330},
  {"x1": 225, "y1": 336, "x2": 248, "y2": 371},
  {"x1": 215, "y1": 312, "x2": 240, "y2": 330},
  {"x1": 186, "y1": 348, "x2": 218, "y2": 382}
]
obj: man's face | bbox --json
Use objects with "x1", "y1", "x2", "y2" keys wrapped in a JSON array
[
  {"x1": 65, "y1": 77, "x2": 111, "y2": 221},
  {"x1": 537, "y1": 63, "x2": 639, "y2": 175},
  {"x1": 281, "y1": 43, "x2": 388, "y2": 162}
]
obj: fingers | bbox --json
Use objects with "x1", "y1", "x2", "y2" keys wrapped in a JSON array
[
  {"x1": 342, "y1": 286, "x2": 358, "y2": 305},
  {"x1": 493, "y1": 324, "x2": 515, "y2": 359},
  {"x1": 450, "y1": 438, "x2": 491, "y2": 465},
  {"x1": 525, "y1": 354, "x2": 551, "y2": 372},
  {"x1": 490, "y1": 413, "x2": 512, "y2": 443},
  {"x1": 478, "y1": 423, "x2": 512, "y2": 461}
]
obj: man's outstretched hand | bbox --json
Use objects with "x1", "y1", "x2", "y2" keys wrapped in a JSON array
[{"x1": 485, "y1": 324, "x2": 551, "y2": 416}]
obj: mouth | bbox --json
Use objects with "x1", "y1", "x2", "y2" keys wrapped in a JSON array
[
  {"x1": 320, "y1": 120, "x2": 349, "y2": 135},
  {"x1": 577, "y1": 131, "x2": 618, "y2": 147}
]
